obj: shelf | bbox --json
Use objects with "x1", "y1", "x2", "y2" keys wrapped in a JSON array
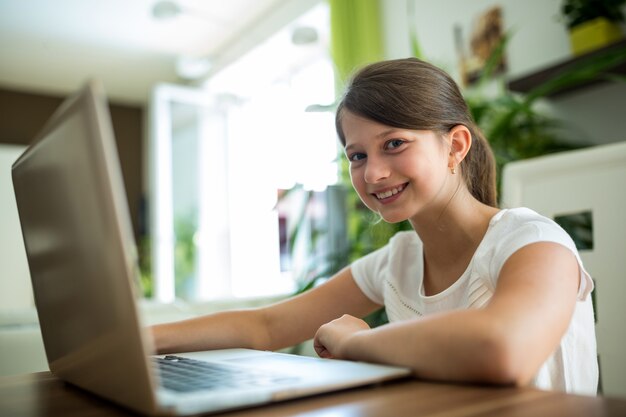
[{"x1": 507, "y1": 39, "x2": 626, "y2": 98}]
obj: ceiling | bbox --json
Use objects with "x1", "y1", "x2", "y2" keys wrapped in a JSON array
[{"x1": 0, "y1": 0, "x2": 320, "y2": 104}]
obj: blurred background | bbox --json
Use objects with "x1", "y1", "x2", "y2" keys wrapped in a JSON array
[{"x1": 1, "y1": 0, "x2": 625, "y2": 386}]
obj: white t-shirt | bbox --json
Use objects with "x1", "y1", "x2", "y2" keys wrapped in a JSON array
[{"x1": 351, "y1": 207, "x2": 598, "y2": 395}]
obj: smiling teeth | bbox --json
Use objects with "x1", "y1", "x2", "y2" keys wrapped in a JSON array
[{"x1": 375, "y1": 185, "x2": 405, "y2": 199}]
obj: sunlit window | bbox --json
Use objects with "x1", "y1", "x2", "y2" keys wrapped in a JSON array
[
  {"x1": 150, "y1": 2, "x2": 337, "y2": 301},
  {"x1": 206, "y1": 2, "x2": 336, "y2": 298}
]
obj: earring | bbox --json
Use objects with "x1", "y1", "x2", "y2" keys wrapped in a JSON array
[{"x1": 450, "y1": 166, "x2": 457, "y2": 175}]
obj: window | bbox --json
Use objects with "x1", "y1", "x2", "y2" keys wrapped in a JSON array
[{"x1": 148, "y1": 2, "x2": 336, "y2": 301}]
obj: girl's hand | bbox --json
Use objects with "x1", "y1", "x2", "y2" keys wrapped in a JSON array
[{"x1": 313, "y1": 314, "x2": 370, "y2": 359}]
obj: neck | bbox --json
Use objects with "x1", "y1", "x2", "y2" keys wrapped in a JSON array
[{"x1": 409, "y1": 187, "x2": 499, "y2": 268}]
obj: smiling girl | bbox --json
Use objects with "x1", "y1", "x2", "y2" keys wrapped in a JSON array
[{"x1": 151, "y1": 58, "x2": 598, "y2": 394}]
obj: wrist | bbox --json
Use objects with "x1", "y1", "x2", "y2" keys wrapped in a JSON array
[
  {"x1": 341, "y1": 329, "x2": 369, "y2": 360},
  {"x1": 149, "y1": 323, "x2": 174, "y2": 354}
]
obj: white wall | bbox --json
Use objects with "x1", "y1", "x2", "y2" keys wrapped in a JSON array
[
  {"x1": 380, "y1": 0, "x2": 626, "y2": 147},
  {"x1": 0, "y1": 145, "x2": 32, "y2": 311},
  {"x1": 382, "y1": 1, "x2": 569, "y2": 79},
  {"x1": 549, "y1": 83, "x2": 626, "y2": 146}
]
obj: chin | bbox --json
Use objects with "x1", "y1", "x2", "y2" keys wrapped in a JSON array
[
  {"x1": 378, "y1": 212, "x2": 411, "y2": 224},
  {"x1": 361, "y1": 198, "x2": 411, "y2": 224}
]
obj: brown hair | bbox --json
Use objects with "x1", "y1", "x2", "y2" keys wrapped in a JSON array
[{"x1": 335, "y1": 57, "x2": 497, "y2": 207}]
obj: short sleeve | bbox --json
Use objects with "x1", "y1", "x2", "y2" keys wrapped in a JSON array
[
  {"x1": 350, "y1": 231, "x2": 420, "y2": 306},
  {"x1": 489, "y1": 215, "x2": 594, "y2": 301},
  {"x1": 350, "y1": 244, "x2": 389, "y2": 305}
]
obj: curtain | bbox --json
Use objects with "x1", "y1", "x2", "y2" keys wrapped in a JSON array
[{"x1": 329, "y1": 0, "x2": 384, "y2": 90}]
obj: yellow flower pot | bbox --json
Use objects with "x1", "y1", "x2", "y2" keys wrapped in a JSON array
[{"x1": 569, "y1": 17, "x2": 624, "y2": 56}]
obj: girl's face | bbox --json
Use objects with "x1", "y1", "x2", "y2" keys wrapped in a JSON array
[{"x1": 341, "y1": 111, "x2": 454, "y2": 224}]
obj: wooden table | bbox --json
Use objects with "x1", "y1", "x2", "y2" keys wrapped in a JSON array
[{"x1": 1, "y1": 371, "x2": 625, "y2": 417}]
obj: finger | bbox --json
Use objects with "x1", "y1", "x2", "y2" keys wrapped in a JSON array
[
  {"x1": 313, "y1": 329, "x2": 332, "y2": 359},
  {"x1": 314, "y1": 342, "x2": 332, "y2": 359}
]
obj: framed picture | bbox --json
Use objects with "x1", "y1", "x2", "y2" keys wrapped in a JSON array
[{"x1": 454, "y1": 6, "x2": 507, "y2": 86}]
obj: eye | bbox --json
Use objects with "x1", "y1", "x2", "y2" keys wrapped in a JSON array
[
  {"x1": 384, "y1": 139, "x2": 406, "y2": 150},
  {"x1": 348, "y1": 152, "x2": 367, "y2": 162}
]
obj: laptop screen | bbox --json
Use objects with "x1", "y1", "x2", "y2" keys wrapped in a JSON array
[{"x1": 11, "y1": 81, "x2": 159, "y2": 413}]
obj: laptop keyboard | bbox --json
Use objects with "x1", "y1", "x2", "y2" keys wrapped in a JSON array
[{"x1": 153, "y1": 355, "x2": 300, "y2": 393}]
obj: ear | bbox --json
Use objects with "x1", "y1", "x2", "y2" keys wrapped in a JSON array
[{"x1": 447, "y1": 125, "x2": 472, "y2": 169}]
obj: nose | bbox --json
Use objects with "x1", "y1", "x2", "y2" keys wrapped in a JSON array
[{"x1": 363, "y1": 156, "x2": 390, "y2": 184}]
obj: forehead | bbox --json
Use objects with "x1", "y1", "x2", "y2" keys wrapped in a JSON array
[{"x1": 341, "y1": 111, "x2": 397, "y2": 144}]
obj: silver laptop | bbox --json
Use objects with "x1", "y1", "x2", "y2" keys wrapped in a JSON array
[{"x1": 11, "y1": 80, "x2": 410, "y2": 416}]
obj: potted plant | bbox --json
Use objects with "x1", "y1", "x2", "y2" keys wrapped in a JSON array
[{"x1": 561, "y1": 0, "x2": 626, "y2": 55}]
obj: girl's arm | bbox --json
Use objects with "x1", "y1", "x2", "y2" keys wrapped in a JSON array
[
  {"x1": 151, "y1": 266, "x2": 380, "y2": 354},
  {"x1": 314, "y1": 241, "x2": 580, "y2": 386}
]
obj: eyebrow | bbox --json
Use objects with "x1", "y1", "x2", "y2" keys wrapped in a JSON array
[{"x1": 344, "y1": 128, "x2": 405, "y2": 152}]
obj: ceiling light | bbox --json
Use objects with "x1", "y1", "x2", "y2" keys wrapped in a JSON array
[
  {"x1": 176, "y1": 55, "x2": 212, "y2": 80},
  {"x1": 152, "y1": 0, "x2": 182, "y2": 20},
  {"x1": 291, "y1": 26, "x2": 318, "y2": 45}
]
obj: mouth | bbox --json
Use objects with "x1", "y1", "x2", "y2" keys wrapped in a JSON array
[{"x1": 372, "y1": 183, "x2": 407, "y2": 201}]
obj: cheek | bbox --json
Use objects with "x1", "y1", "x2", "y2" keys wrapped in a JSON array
[
  {"x1": 350, "y1": 171, "x2": 376, "y2": 208},
  {"x1": 403, "y1": 157, "x2": 446, "y2": 195},
  {"x1": 397, "y1": 157, "x2": 430, "y2": 186},
  {"x1": 350, "y1": 170, "x2": 365, "y2": 196}
]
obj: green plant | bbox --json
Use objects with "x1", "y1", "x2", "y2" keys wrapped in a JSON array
[
  {"x1": 466, "y1": 32, "x2": 626, "y2": 196},
  {"x1": 173, "y1": 215, "x2": 198, "y2": 298},
  {"x1": 138, "y1": 235, "x2": 154, "y2": 297},
  {"x1": 280, "y1": 183, "x2": 408, "y2": 327},
  {"x1": 561, "y1": 0, "x2": 626, "y2": 28},
  {"x1": 136, "y1": 213, "x2": 198, "y2": 299}
]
